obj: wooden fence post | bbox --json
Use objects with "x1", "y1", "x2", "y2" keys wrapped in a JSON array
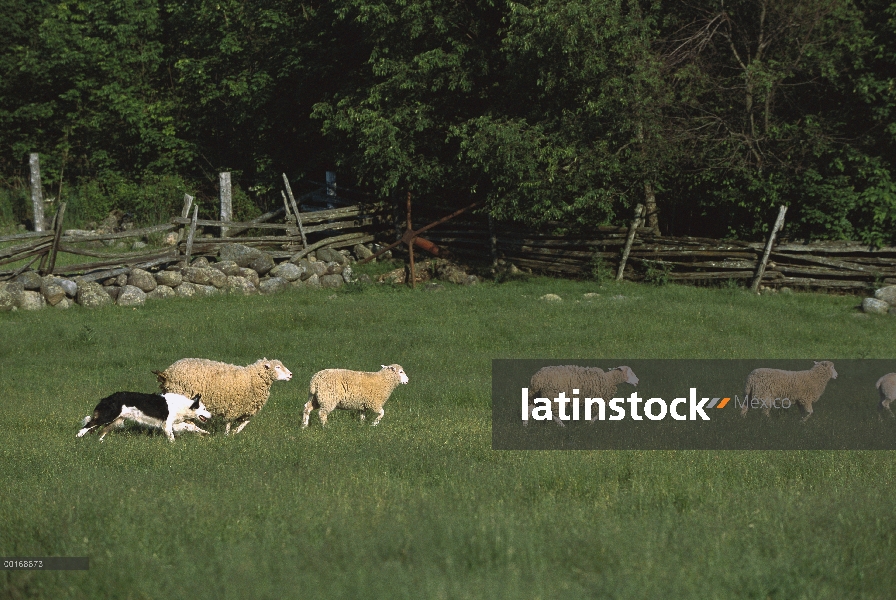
[
  {"x1": 488, "y1": 213, "x2": 498, "y2": 268},
  {"x1": 282, "y1": 174, "x2": 308, "y2": 249},
  {"x1": 184, "y1": 205, "x2": 199, "y2": 263},
  {"x1": 177, "y1": 194, "x2": 193, "y2": 249},
  {"x1": 219, "y1": 172, "x2": 231, "y2": 237},
  {"x1": 44, "y1": 202, "x2": 67, "y2": 275},
  {"x1": 751, "y1": 205, "x2": 788, "y2": 292},
  {"x1": 616, "y1": 204, "x2": 644, "y2": 281},
  {"x1": 29, "y1": 153, "x2": 45, "y2": 232},
  {"x1": 406, "y1": 192, "x2": 415, "y2": 288}
]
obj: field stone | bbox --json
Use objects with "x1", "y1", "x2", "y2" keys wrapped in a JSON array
[
  {"x1": 56, "y1": 278, "x2": 77, "y2": 297},
  {"x1": 304, "y1": 273, "x2": 321, "y2": 289},
  {"x1": 155, "y1": 270, "x2": 182, "y2": 287},
  {"x1": 238, "y1": 268, "x2": 260, "y2": 288},
  {"x1": 117, "y1": 285, "x2": 146, "y2": 307},
  {"x1": 147, "y1": 285, "x2": 176, "y2": 300},
  {"x1": 356, "y1": 274, "x2": 372, "y2": 284},
  {"x1": 353, "y1": 244, "x2": 374, "y2": 261},
  {"x1": 317, "y1": 247, "x2": 346, "y2": 265},
  {"x1": 862, "y1": 297, "x2": 890, "y2": 314},
  {"x1": 342, "y1": 266, "x2": 353, "y2": 283},
  {"x1": 182, "y1": 266, "x2": 209, "y2": 285},
  {"x1": 308, "y1": 260, "x2": 327, "y2": 278},
  {"x1": 175, "y1": 282, "x2": 199, "y2": 298},
  {"x1": 194, "y1": 284, "x2": 220, "y2": 297},
  {"x1": 54, "y1": 297, "x2": 73, "y2": 310},
  {"x1": 226, "y1": 276, "x2": 257, "y2": 295},
  {"x1": 16, "y1": 271, "x2": 42, "y2": 290},
  {"x1": 0, "y1": 282, "x2": 25, "y2": 311},
  {"x1": 259, "y1": 277, "x2": 289, "y2": 294},
  {"x1": 191, "y1": 256, "x2": 210, "y2": 269},
  {"x1": 247, "y1": 254, "x2": 275, "y2": 276},
  {"x1": 205, "y1": 268, "x2": 227, "y2": 288},
  {"x1": 212, "y1": 260, "x2": 241, "y2": 276},
  {"x1": 219, "y1": 243, "x2": 265, "y2": 268},
  {"x1": 77, "y1": 282, "x2": 112, "y2": 308},
  {"x1": 20, "y1": 290, "x2": 46, "y2": 310},
  {"x1": 41, "y1": 280, "x2": 67, "y2": 306},
  {"x1": 128, "y1": 268, "x2": 157, "y2": 292},
  {"x1": 103, "y1": 286, "x2": 121, "y2": 301},
  {"x1": 270, "y1": 262, "x2": 303, "y2": 282},
  {"x1": 540, "y1": 294, "x2": 562, "y2": 302},
  {"x1": 320, "y1": 274, "x2": 344, "y2": 289},
  {"x1": 325, "y1": 262, "x2": 343, "y2": 275},
  {"x1": 874, "y1": 286, "x2": 896, "y2": 306}
]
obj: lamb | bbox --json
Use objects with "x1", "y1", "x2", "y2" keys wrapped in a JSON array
[
  {"x1": 876, "y1": 373, "x2": 896, "y2": 418},
  {"x1": 741, "y1": 360, "x2": 838, "y2": 421},
  {"x1": 153, "y1": 358, "x2": 292, "y2": 434},
  {"x1": 525, "y1": 365, "x2": 639, "y2": 426},
  {"x1": 302, "y1": 364, "x2": 409, "y2": 428}
]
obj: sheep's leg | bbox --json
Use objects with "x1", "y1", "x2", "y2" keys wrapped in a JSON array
[
  {"x1": 881, "y1": 398, "x2": 895, "y2": 419},
  {"x1": 97, "y1": 417, "x2": 126, "y2": 442},
  {"x1": 302, "y1": 401, "x2": 314, "y2": 429},
  {"x1": 224, "y1": 422, "x2": 232, "y2": 436},
  {"x1": 318, "y1": 409, "x2": 330, "y2": 427},
  {"x1": 371, "y1": 408, "x2": 384, "y2": 426},
  {"x1": 800, "y1": 403, "x2": 814, "y2": 422},
  {"x1": 761, "y1": 397, "x2": 772, "y2": 417},
  {"x1": 232, "y1": 419, "x2": 251, "y2": 435},
  {"x1": 358, "y1": 410, "x2": 366, "y2": 421}
]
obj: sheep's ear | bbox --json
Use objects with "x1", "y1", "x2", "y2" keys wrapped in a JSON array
[
  {"x1": 190, "y1": 395, "x2": 201, "y2": 409},
  {"x1": 382, "y1": 365, "x2": 388, "y2": 370}
]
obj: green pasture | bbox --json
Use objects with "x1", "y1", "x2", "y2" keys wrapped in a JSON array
[{"x1": 1, "y1": 277, "x2": 895, "y2": 599}]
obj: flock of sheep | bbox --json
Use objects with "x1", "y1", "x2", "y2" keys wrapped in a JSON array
[
  {"x1": 78, "y1": 357, "x2": 409, "y2": 441},
  {"x1": 526, "y1": 361, "x2": 896, "y2": 422}
]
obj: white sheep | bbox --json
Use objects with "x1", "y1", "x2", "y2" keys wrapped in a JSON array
[
  {"x1": 876, "y1": 373, "x2": 896, "y2": 418},
  {"x1": 741, "y1": 361, "x2": 838, "y2": 421},
  {"x1": 525, "y1": 365, "x2": 639, "y2": 426},
  {"x1": 153, "y1": 357, "x2": 292, "y2": 434},
  {"x1": 302, "y1": 364, "x2": 409, "y2": 428}
]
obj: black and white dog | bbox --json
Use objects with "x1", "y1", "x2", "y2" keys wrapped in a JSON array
[{"x1": 77, "y1": 391, "x2": 212, "y2": 442}]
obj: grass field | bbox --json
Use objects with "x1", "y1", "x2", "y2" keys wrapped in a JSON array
[{"x1": 1, "y1": 276, "x2": 895, "y2": 599}]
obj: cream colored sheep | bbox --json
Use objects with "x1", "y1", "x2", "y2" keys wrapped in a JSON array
[
  {"x1": 153, "y1": 358, "x2": 292, "y2": 434},
  {"x1": 876, "y1": 373, "x2": 896, "y2": 418},
  {"x1": 741, "y1": 361, "x2": 837, "y2": 421},
  {"x1": 302, "y1": 364, "x2": 409, "y2": 428},
  {"x1": 525, "y1": 365, "x2": 639, "y2": 426}
]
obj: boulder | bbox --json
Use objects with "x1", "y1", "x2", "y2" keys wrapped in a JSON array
[
  {"x1": 247, "y1": 254, "x2": 275, "y2": 276},
  {"x1": 128, "y1": 268, "x2": 157, "y2": 292},
  {"x1": 0, "y1": 282, "x2": 25, "y2": 311},
  {"x1": 191, "y1": 256, "x2": 210, "y2": 269},
  {"x1": 219, "y1": 243, "x2": 266, "y2": 268},
  {"x1": 874, "y1": 285, "x2": 896, "y2": 306},
  {"x1": 16, "y1": 271, "x2": 42, "y2": 290},
  {"x1": 103, "y1": 286, "x2": 121, "y2": 301},
  {"x1": 205, "y1": 268, "x2": 227, "y2": 288},
  {"x1": 304, "y1": 273, "x2": 321, "y2": 289},
  {"x1": 77, "y1": 282, "x2": 112, "y2": 308},
  {"x1": 325, "y1": 262, "x2": 343, "y2": 275},
  {"x1": 259, "y1": 277, "x2": 289, "y2": 295},
  {"x1": 20, "y1": 291, "x2": 45, "y2": 310},
  {"x1": 308, "y1": 260, "x2": 328, "y2": 278},
  {"x1": 155, "y1": 270, "x2": 183, "y2": 288},
  {"x1": 147, "y1": 285, "x2": 176, "y2": 300},
  {"x1": 862, "y1": 297, "x2": 890, "y2": 314},
  {"x1": 41, "y1": 279, "x2": 67, "y2": 306},
  {"x1": 342, "y1": 266, "x2": 353, "y2": 283},
  {"x1": 238, "y1": 268, "x2": 259, "y2": 288},
  {"x1": 175, "y1": 282, "x2": 199, "y2": 298},
  {"x1": 182, "y1": 266, "x2": 211, "y2": 285},
  {"x1": 270, "y1": 262, "x2": 303, "y2": 282},
  {"x1": 320, "y1": 274, "x2": 344, "y2": 289},
  {"x1": 226, "y1": 276, "x2": 257, "y2": 295},
  {"x1": 211, "y1": 260, "x2": 241, "y2": 276},
  {"x1": 317, "y1": 247, "x2": 346, "y2": 265},
  {"x1": 353, "y1": 244, "x2": 374, "y2": 261},
  {"x1": 117, "y1": 285, "x2": 147, "y2": 307},
  {"x1": 54, "y1": 297, "x2": 73, "y2": 310},
  {"x1": 55, "y1": 278, "x2": 78, "y2": 297}
]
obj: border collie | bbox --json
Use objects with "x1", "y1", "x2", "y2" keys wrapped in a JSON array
[{"x1": 77, "y1": 391, "x2": 212, "y2": 442}]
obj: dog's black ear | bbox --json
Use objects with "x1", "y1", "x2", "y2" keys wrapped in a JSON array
[{"x1": 190, "y1": 394, "x2": 201, "y2": 409}]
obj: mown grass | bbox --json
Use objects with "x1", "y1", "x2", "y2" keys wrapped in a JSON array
[{"x1": 1, "y1": 278, "x2": 895, "y2": 599}]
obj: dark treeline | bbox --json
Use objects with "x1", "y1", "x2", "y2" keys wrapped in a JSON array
[{"x1": 0, "y1": 0, "x2": 894, "y2": 242}]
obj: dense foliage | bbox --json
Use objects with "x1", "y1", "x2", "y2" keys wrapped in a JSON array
[{"x1": 0, "y1": 0, "x2": 893, "y2": 241}]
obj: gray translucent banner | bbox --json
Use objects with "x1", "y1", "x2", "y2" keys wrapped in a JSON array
[{"x1": 492, "y1": 359, "x2": 896, "y2": 450}]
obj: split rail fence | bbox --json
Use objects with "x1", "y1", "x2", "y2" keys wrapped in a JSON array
[{"x1": 3, "y1": 193, "x2": 895, "y2": 293}]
